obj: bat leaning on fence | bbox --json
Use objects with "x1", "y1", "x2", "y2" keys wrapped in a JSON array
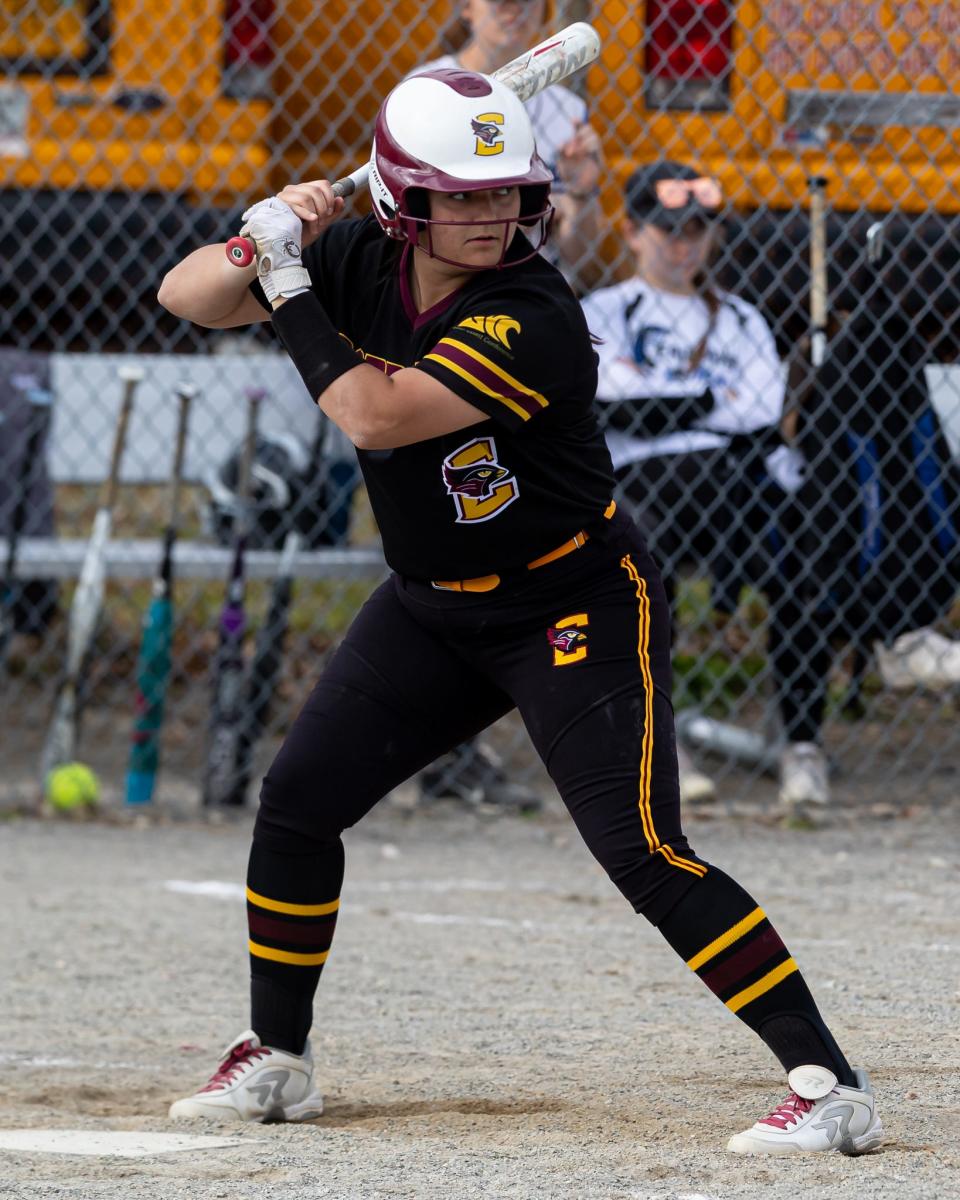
[
  {"x1": 201, "y1": 388, "x2": 262, "y2": 806},
  {"x1": 124, "y1": 382, "x2": 195, "y2": 805},
  {"x1": 228, "y1": 407, "x2": 329, "y2": 804},
  {"x1": 39, "y1": 364, "x2": 141, "y2": 788},
  {"x1": 0, "y1": 386, "x2": 54, "y2": 672},
  {"x1": 807, "y1": 175, "x2": 829, "y2": 369},
  {"x1": 224, "y1": 21, "x2": 603, "y2": 267},
  {"x1": 229, "y1": 525, "x2": 302, "y2": 806}
]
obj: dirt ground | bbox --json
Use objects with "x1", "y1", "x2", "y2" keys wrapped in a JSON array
[{"x1": 1, "y1": 791, "x2": 958, "y2": 1200}]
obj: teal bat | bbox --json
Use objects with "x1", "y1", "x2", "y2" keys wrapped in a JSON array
[{"x1": 125, "y1": 384, "x2": 193, "y2": 805}]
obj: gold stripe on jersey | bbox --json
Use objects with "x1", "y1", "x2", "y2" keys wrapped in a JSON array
[
  {"x1": 246, "y1": 887, "x2": 340, "y2": 917},
  {"x1": 425, "y1": 337, "x2": 548, "y2": 419}
]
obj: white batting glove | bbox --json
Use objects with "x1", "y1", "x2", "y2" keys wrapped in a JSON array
[{"x1": 240, "y1": 196, "x2": 312, "y2": 303}]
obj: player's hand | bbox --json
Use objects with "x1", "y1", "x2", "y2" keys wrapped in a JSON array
[
  {"x1": 240, "y1": 196, "x2": 304, "y2": 269},
  {"x1": 557, "y1": 121, "x2": 603, "y2": 199},
  {"x1": 240, "y1": 195, "x2": 314, "y2": 305},
  {"x1": 275, "y1": 180, "x2": 345, "y2": 250}
]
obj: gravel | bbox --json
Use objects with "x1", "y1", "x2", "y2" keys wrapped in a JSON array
[{"x1": 1, "y1": 796, "x2": 957, "y2": 1199}]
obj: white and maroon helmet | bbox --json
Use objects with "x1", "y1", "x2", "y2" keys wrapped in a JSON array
[{"x1": 368, "y1": 68, "x2": 553, "y2": 268}]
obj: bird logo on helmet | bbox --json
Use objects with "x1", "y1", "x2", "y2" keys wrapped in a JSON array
[
  {"x1": 471, "y1": 114, "x2": 505, "y2": 156},
  {"x1": 367, "y1": 68, "x2": 553, "y2": 269}
]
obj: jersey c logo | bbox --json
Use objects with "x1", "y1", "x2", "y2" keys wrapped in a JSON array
[
  {"x1": 547, "y1": 614, "x2": 589, "y2": 666},
  {"x1": 472, "y1": 113, "x2": 505, "y2": 156},
  {"x1": 458, "y1": 315, "x2": 521, "y2": 349},
  {"x1": 442, "y1": 436, "x2": 519, "y2": 523}
]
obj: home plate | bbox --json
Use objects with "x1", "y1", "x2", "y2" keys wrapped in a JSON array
[{"x1": 0, "y1": 1130, "x2": 254, "y2": 1157}]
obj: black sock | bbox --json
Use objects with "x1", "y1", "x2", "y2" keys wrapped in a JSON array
[
  {"x1": 250, "y1": 977, "x2": 315, "y2": 1055},
  {"x1": 246, "y1": 840, "x2": 344, "y2": 1054},
  {"x1": 657, "y1": 866, "x2": 856, "y2": 1086}
]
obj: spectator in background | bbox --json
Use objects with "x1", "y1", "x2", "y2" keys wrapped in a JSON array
[
  {"x1": 409, "y1": 0, "x2": 606, "y2": 811},
  {"x1": 580, "y1": 162, "x2": 831, "y2": 807}
]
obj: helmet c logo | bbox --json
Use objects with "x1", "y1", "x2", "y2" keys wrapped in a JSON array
[
  {"x1": 472, "y1": 113, "x2": 505, "y2": 157},
  {"x1": 442, "y1": 436, "x2": 519, "y2": 523}
]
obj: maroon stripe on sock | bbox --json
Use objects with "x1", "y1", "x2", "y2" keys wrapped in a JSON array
[
  {"x1": 248, "y1": 910, "x2": 338, "y2": 947},
  {"x1": 699, "y1": 925, "x2": 786, "y2": 996}
]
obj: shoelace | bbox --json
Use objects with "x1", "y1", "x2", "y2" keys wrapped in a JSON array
[
  {"x1": 758, "y1": 1092, "x2": 814, "y2": 1129},
  {"x1": 199, "y1": 1039, "x2": 268, "y2": 1093}
]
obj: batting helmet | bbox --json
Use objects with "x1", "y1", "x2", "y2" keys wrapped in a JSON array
[{"x1": 368, "y1": 68, "x2": 553, "y2": 268}]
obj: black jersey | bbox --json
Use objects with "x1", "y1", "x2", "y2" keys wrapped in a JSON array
[{"x1": 253, "y1": 215, "x2": 615, "y2": 580}]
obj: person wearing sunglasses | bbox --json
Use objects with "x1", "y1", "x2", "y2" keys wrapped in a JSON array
[{"x1": 580, "y1": 161, "x2": 831, "y2": 808}]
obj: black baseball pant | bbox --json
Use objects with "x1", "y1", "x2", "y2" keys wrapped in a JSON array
[
  {"x1": 255, "y1": 510, "x2": 701, "y2": 921},
  {"x1": 244, "y1": 510, "x2": 855, "y2": 1087}
]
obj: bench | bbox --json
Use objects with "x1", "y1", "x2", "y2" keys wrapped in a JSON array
[{"x1": 0, "y1": 538, "x2": 386, "y2": 582}]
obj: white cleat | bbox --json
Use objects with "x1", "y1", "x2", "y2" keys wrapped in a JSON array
[
  {"x1": 778, "y1": 741, "x2": 830, "y2": 807},
  {"x1": 727, "y1": 1065, "x2": 882, "y2": 1155},
  {"x1": 677, "y1": 743, "x2": 716, "y2": 804},
  {"x1": 169, "y1": 1030, "x2": 324, "y2": 1123}
]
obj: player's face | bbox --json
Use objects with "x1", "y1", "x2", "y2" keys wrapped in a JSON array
[
  {"x1": 625, "y1": 218, "x2": 715, "y2": 294},
  {"x1": 462, "y1": 0, "x2": 546, "y2": 61},
  {"x1": 422, "y1": 186, "x2": 522, "y2": 270}
]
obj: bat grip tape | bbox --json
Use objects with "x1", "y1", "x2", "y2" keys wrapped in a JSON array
[{"x1": 270, "y1": 291, "x2": 360, "y2": 400}]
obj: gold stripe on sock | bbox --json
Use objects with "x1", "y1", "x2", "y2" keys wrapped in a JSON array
[
  {"x1": 725, "y1": 957, "x2": 799, "y2": 1013},
  {"x1": 248, "y1": 939, "x2": 330, "y2": 967},
  {"x1": 246, "y1": 887, "x2": 340, "y2": 917},
  {"x1": 686, "y1": 906, "x2": 766, "y2": 971}
]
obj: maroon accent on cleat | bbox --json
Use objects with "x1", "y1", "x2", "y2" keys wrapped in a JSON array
[
  {"x1": 758, "y1": 1092, "x2": 814, "y2": 1129},
  {"x1": 198, "y1": 1040, "x2": 268, "y2": 1093}
]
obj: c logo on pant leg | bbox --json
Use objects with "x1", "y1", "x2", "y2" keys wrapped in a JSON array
[{"x1": 547, "y1": 613, "x2": 589, "y2": 666}]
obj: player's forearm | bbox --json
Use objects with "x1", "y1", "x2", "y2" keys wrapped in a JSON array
[
  {"x1": 158, "y1": 245, "x2": 260, "y2": 325},
  {"x1": 304, "y1": 363, "x2": 400, "y2": 449},
  {"x1": 269, "y1": 291, "x2": 398, "y2": 448}
]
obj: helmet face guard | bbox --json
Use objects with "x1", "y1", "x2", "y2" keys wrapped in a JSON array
[{"x1": 369, "y1": 69, "x2": 554, "y2": 271}]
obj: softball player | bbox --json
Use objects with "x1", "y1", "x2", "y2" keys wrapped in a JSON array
[{"x1": 158, "y1": 69, "x2": 881, "y2": 1154}]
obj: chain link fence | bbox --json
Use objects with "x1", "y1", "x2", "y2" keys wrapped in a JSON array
[{"x1": 1, "y1": 0, "x2": 959, "y2": 811}]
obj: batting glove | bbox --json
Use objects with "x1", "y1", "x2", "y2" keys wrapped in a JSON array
[{"x1": 240, "y1": 197, "x2": 312, "y2": 304}]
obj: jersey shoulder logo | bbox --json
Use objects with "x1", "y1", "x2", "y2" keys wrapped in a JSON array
[
  {"x1": 547, "y1": 614, "x2": 589, "y2": 666},
  {"x1": 472, "y1": 113, "x2": 505, "y2": 156},
  {"x1": 457, "y1": 314, "x2": 521, "y2": 349},
  {"x1": 442, "y1": 436, "x2": 519, "y2": 523}
]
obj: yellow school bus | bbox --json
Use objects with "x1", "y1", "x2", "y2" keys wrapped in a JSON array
[
  {"x1": 1, "y1": 0, "x2": 956, "y2": 349},
  {"x1": 594, "y1": 0, "x2": 960, "y2": 214},
  {"x1": 4, "y1": 1, "x2": 958, "y2": 209}
]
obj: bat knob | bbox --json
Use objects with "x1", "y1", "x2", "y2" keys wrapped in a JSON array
[{"x1": 226, "y1": 237, "x2": 256, "y2": 268}]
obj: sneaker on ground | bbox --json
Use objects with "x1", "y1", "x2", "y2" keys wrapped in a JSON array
[
  {"x1": 169, "y1": 1030, "x2": 324, "y2": 1123},
  {"x1": 727, "y1": 1064, "x2": 882, "y2": 1155},
  {"x1": 874, "y1": 627, "x2": 960, "y2": 692},
  {"x1": 419, "y1": 742, "x2": 542, "y2": 813},
  {"x1": 778, "y1": 741, "x2": 830, "y2": 806},
  {"x1": 677, "y1": 742, "x2": 716, "y2": 804}
]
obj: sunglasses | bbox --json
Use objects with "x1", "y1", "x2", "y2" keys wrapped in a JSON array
[{"x1": 654, "y1": 177, "x2": 723, "y2": 210}]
